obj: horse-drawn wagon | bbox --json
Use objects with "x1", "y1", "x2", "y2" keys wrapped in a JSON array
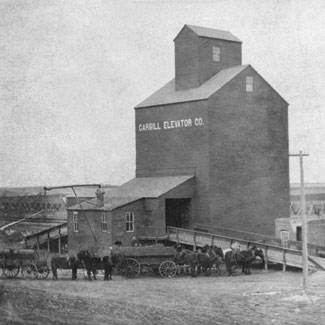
[
  {"x1": 113, "y1": 245, "x2": 181, "y2": 278},
  {"x1": 0, "y1": 248, "x2": 50, "y2": 279}
]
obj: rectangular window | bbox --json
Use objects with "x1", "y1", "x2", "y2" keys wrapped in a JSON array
[
  {"x1": 101, "y1": 213, "x2": 108, "y2": 232},
  {"x1": 73, "y1": 211, "x2": 78, "y2": 232},
  {"x1": 280, "y1": 230, "x2": 289, "y2": 241},
  {"x1": 246, "y1": 76, "x2": 253, "y2": 92},
  {"x1": 213, "y1": 46, "x2": 220, "y2": 62},
  {"x1": 126, "y1": 212, "x2": 135, "y2": 232}
]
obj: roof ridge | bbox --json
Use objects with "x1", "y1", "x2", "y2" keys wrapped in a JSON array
[{"x1": 135, "y1": 64, "x2": 248, "y2": 108}]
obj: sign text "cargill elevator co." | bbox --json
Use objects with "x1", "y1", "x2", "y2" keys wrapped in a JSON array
[{"x1": 138, "y1": 117, "x2": 204, "y2": 132}]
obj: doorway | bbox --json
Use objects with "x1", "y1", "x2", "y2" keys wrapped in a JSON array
[
  {"x1": 296, "y1": 226, "x2": 302, "y2": 241},
  {"x1": 165, "y1": 199, "x2": 191, "y2": 229}
]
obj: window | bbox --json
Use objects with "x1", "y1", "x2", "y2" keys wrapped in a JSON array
[
  {"x1": 212, "y1": 46, "x2": 220, "y2": 62},
  {"x1": 126, "y1": 212, "x2": 135, "y2": 232},
  {"x1": 280, "y1": 230, "x2": 289, "y2": 241},
  {"x1": 246, "y1": 76, "x2": 253, "y2": 92},
  {"x1": 73, "y1": 211, "x2": 78, "y2": 232},
  {"x1": 101, "y1": 213, "x2": 108, "y2": 232}
]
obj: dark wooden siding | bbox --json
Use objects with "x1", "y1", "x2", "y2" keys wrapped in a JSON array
[
  {"x1": 135, "y1": 101, "x2": 210, "y2": 226},
  {"x1": 208, "y1": 66, "x2": 290, "y2": 235},
  {"x1": 175, "y1": 27, "x2": 199, "y2": 90},
  {"x1": 198, "y1": 38, "x2": 242, "y2": 86},
  {"x1": 68, "y1": 210, "x2": 112, "y2": 256}
]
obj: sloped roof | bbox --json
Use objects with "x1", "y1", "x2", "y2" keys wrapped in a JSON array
[
  {"x1": 136, "y1": 65, "x2": 248, "y2": 108},
  {"x1": 69, "y1": 175, "x2": 194, "y2": 211},
  {"x1": 183, "y1": 25, "x2": 242, "y2": 43}
]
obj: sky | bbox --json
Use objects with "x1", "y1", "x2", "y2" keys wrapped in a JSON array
[{"x1": 0, "y1": 0, "x2": 325, "y2": 187}]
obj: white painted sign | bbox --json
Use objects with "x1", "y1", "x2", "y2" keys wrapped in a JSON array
[{"x1": 138, "y1": 117, "x2": 205, "y2": 132}]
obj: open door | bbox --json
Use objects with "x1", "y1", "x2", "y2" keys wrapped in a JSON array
[{"x1": 165, "y1": 198, "x2": 191, "y2": 229}]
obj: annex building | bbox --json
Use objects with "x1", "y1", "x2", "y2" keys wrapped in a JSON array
[{"x1": 67, "y1": 25, "x2": 290, "y2": 255}]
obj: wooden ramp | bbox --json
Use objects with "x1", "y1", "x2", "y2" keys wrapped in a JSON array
[{"x1": 166, "y1": 227, "x2": 325, "y2": 271}]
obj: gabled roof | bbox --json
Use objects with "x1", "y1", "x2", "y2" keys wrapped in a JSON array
[
  {"x1": 136, "y1": 65, "x2": 248, "y2": 108},
  {"x1": 69, "y1": 175, "x2": 195, "y2": 211},
  {"x1": 174, "y1": 24, "x2": 242, "y2": 43}
]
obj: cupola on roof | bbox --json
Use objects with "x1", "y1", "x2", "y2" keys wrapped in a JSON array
[
  {"x1": 175, "y1": 24, "x2": 242, "y2": 43},
  {"x1": 174, "y1": 24, "x2": 242, "y2": 90}
]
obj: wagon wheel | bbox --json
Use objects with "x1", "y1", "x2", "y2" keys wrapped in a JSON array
[
  {"x1": 123, "y1": 258, "x2": 141, "y2": 278},
  {"x1": 159, "y1": 260, "x2": 177, "y2": 278},
  {"x1": 36, "y1": 263, "x2": 50, "y2": 279},
  {"x1": 21, "y1": 264, "x2": 37, "y2": 279},
  {"x1": 4, "y1": 264, "x2": 20, "y2": 279},
  {"x1": 114, "y1": 261, "x2": 127, "y2": 276}
]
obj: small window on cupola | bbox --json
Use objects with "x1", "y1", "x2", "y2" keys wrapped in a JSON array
[
  {"x1": 246, "y1": 76, "x2": 253, "y2": 92},
  {"x1": 213, "y1": 46, "x2": 220, "y2": 62}
]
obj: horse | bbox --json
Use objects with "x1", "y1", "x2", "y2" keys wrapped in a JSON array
[
  {"x1": 242, "y1": 247, "x2": 265, "y2": 275},
  {"x1": 224, "y1": 246, "x2": 264, "y2": 276},
  {"x1": 174, "y1": 245, "x2": 198, "y2": 277},
  {"x1": 210, "y1": 245, "x2": 224, "y2": 275},
  {"x1": 77, "y1": 250, "x2": 102, "y2": 281},
  {"x1": 50, "y1": 255, "x2": 80, "y2": 280},
  {"x1": 196, "y1": 244, "x2": 225, "y2": 276}
]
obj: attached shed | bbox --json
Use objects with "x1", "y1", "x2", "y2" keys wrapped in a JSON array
[{"x1": 67, "y1": 176, "x2": 195, "y2": 254}]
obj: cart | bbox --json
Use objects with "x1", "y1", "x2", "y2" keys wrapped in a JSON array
[{"x1": 0, "y1": 248, "x2": 50, "y2": 279}]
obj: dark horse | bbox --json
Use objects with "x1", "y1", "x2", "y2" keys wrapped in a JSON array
[
  {"x1": 197, "y1": 245, "x2": 224, "y2": 276},
  {"x1": 224, "y1": 246, "x2": 265, "y2": 276},
  {"x1": 51, "y1": 250, "x2": 100, "y2": 280},
  {"x1": 77, "y1": 250, "x2": 102, "y2": 281},
  {"x1": 51, "y1": 254, "x2": 79, "y2": 280},
  {"x1": 174, "y1": 246, "x2": 198, "y2": 277},
  {"x1": 102, "y1": 252, "x2": 122, "y2": 280},
  {"x1": 174, "y1": 244, "x2": 224, "y2": 277}
]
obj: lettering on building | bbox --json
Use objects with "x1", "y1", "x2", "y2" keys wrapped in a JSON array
[{"x1": 138, "y1": 117, "x2": 204, "y2": 132}]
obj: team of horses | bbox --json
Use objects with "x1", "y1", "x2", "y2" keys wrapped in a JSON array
[
  {"x1": 51, "y1": 250, "x2": 121, "y2": 281},
  {"x1": 174, "y1": 243, "x2": 265, "y2": 277},
  {"x1": 50, "y1": 243, "x2": 265, "y2": 280}
]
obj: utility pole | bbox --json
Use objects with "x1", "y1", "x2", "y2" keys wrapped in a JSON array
[{"x1": 289, "y1": 151, "x2": 309, "y2": 291}]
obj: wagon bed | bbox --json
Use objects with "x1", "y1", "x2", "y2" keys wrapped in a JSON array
[{"x1": 113, "y1": 245, "x2": 179, "y2": 278}]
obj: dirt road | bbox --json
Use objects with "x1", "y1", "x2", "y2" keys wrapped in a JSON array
[{"x1": 1, "y1": 269, "x2": 325, "y2": 325}]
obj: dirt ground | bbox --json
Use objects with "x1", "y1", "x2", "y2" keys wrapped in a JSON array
[{"x1": 1, "y1": 267, "x2": 325, "y2": 325}]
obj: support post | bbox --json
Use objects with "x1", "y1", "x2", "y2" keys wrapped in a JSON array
[
  {"x1": 211, "y1": 235, "x2": 214, "y2": 246},
  {"x1": 264, "y1": 246, "x2": 268, "y2": 271},
  {"x1": 300, "y1": 151, "x2": 308, "y2": 291},
  {"x1": 47, "y1": 232, "x2": 50, "y2": 252},
  {"x1": 290, "y1": 151, "x2": 309, "y2": 289},
  {"x1": 283, "y1": 249, "x2": 286, "y2": 272},
  {"x1": 58, "y1": 227, "x2": 61, "y2": 254},
  {"x1": 193, "y1": 232, "x2": 197, "y2": 251}
]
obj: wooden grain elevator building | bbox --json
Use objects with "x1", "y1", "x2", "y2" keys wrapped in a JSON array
[{"x1": 68, "y1": 24, "x2": 290, "y2": 253}]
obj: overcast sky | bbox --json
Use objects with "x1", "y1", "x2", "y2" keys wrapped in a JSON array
[{"x1": 0, "y1": 0, "x2": 324, "y2": 187}]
